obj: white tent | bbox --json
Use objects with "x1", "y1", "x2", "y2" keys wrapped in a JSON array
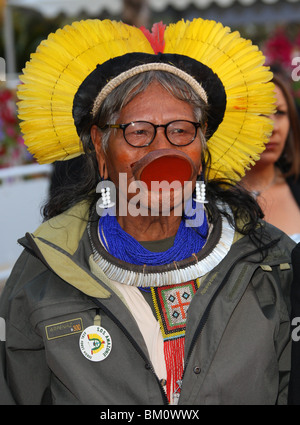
[
  {"x1": 7, "y1": 0, "x2": 123, "y2": 17},
  {"x1": 6, "y1": 0, "x2": 300, "y2": 19},
  {"x1": 3, "y1": 0, "x2": 300, "y2": 77}
]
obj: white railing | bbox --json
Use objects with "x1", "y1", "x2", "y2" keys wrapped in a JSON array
[
  {"x1": 0, "y1": 163, "x2": 52, "y2": 283},
  {"x1": 0, "y1": 163, "x2": 52, "y2": 180}
]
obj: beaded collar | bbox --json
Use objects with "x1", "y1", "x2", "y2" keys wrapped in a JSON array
[
  {"x1": 97, "y1": 211, "x2": 209, "y2": 266},
  {"x1": 88, "y1": 206, "x2": 235, "y2": 287}
]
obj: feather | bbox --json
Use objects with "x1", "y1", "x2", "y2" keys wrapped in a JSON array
[
  {"x1": 17, "y1": 17, "x2": 275, "y2": 183},
  {"x1": 164, "y1": 18, "x2": 275, "y2": 181},
  {"x1": 140, "y1": 22, "x2": 166, "y2": 54},
  {"x1": 17, "y1": 20, "x2": 153, "y2": 163}
]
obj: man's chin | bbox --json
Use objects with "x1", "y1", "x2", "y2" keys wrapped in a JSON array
[{"x1": 127, "y1": 189, "x2": 184, "y2": 217}]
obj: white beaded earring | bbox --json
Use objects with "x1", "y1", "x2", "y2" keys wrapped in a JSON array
[
  {"x1": 98, "y1": 186, "x2": 115, "y2": 209},
  {"x1": 194, "y1": 181, "x2": 208, "y2": 204}
]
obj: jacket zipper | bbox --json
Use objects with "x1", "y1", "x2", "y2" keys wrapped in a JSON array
[
  {"x1": 92, "y1": 297, "x2": 169, "y2": 405},
  {"x1": 181, "y1": 239, "x2": 279, "y2": 383},
  {"x1": 22, "y1": 233, "x2": 56, "y2": 273}
]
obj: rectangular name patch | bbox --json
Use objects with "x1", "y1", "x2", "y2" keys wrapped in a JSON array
[{"x1": 46, "y1": 318, "x2": 83, "y2": 340}]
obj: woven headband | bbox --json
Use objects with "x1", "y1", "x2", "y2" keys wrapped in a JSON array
[{"x1": 92, "y1": 62, "x2": 208, "y2": 117}]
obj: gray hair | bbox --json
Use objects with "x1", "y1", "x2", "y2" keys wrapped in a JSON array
[{"x1": 90, "y1": 70, "x2": 208, "y2": 154}]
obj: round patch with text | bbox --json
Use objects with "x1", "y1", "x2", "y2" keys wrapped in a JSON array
[{"x1": 79, "y1": 325, "x2": 112, "y2": 362}]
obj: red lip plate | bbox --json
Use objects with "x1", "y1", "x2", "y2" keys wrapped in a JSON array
[{"x1": 140, "y1": 155, "x2": 192, "y2": 188}]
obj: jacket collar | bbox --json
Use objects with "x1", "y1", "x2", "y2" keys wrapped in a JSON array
[{"x1": 19, "y1": 201, "x2": 111, "y2": 299}]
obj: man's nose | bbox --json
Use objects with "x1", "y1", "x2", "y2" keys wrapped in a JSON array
[
  {"x1": 269, "y1": 114, "x2": 278, "y2": 131},
  {"x1": 151, "y1": 126, "x2": 171, "y2": 149}
]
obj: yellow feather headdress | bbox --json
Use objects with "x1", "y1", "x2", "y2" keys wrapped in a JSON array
[{"x1": 17, "y1": 18, "x2": 275, "y2": 182}]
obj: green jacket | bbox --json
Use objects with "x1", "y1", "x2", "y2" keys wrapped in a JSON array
[{"x1": 0, "y1": 202, "x2": 295, "y2": 405}]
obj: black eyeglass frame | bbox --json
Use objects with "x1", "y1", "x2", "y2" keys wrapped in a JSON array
[{"x1": 101, "y1": 120, "x2": 202, "y2": 148}]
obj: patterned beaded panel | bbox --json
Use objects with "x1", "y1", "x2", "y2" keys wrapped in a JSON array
[{"x1": 151, "y1": 280, "x2": 199, "y2": 340}]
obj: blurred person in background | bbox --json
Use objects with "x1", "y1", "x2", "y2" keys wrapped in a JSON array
[{"x1": 241, "y1": 72, "x2": 300, "y2": 242}]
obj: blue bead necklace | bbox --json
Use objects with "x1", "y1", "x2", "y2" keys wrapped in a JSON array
[{"x1": 98, "y1": 207, "x2": 208, "y2": 267}]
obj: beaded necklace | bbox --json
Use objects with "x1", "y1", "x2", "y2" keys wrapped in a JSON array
[{"x1": 98, "y1": 213, "x2": 208, "y2": 266}]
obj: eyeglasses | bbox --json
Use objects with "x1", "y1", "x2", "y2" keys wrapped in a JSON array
[{"x1": 102, "y1": 120, "x2": 202, "y2": 147}]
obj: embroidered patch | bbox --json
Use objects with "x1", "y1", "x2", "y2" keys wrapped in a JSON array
[
  {"x1": 151, "y1": 280, "x2": 199, "y2": 340},
  {"x1": 45, "y1": 318, "x2": 83, "y2": 340}
]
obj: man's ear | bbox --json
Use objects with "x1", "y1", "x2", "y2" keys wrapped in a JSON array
[
  {"x1": 91, "y1": 125, "x2": 108, "y2": 179},
  {"x1": 197, "y1": 162, "x2": 203, "y2": 177}
]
